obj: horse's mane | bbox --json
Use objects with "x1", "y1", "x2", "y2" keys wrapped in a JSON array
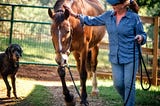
[
  {"x1": 53, "y1": 0, "x2": 65, "y2": 12},
  {"x1": 53, "y1": 0, "x2": 103, "y2": 13}
]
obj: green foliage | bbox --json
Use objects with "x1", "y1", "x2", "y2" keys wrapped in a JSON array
[
  {"x1": 136, "y1": 0, "x2": 160, "y2": 16},
  {"x1": 137, "y1": 0, "x2": 159, "y2": 7}
]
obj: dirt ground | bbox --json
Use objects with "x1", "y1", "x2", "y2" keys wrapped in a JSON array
[
  {"x1": 0, "y1": 64, "x2": 106, "y2": 106},
  {"x1": 17, "y1": 64, "x2": 80, "y2": 81}
]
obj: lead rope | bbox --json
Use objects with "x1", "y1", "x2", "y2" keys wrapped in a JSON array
[
  {"x1": 124, "y1": 39, "x2": 136, "y2": 106},
  {"x1": 66, "y1": 65, "x2": 88, "y2": 106},
  {"x1": 124, "y1": 39, "x2": 151, "y2": 106},
  {"x1": 137, "y1": 43, "x2": 151, "y2": 91}
]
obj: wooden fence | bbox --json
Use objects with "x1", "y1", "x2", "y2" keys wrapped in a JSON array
[{"x1": 99, "y1": 16, "x2": 160, "y2": 86}]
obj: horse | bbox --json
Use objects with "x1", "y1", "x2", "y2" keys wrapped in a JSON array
[{"x1": 48, "y1": 0, "x2": 105, "y2": 105}]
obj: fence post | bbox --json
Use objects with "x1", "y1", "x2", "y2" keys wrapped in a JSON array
[
  {"x1": 152, "y1": 16, "x2": 159, "y2": 86},
  {"x1": 9, "y1": 5, "x2": 15, "y2": 45}
]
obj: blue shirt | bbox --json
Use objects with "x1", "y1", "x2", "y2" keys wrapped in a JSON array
[{"x1": 79, "y1": 10, "x2": 147, "y2": 64}]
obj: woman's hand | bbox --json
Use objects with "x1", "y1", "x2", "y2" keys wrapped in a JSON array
[
  {"x1": 63, "y1": 5, "x2": 78, "y2": 18},
  {"x1": 135, "y1": 35, "x2": 143, "y2": 44}
]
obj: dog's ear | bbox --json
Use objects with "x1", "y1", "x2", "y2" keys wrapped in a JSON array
[
  {"x1": 5, "y1": 46, "x2": 11, "y2": 59},
  {"x1": 20, "y1": 47, "x2": 23, "y2": 57},
  {"x1": 17, "y1": 44, "x2": 23, "y2": 57}
]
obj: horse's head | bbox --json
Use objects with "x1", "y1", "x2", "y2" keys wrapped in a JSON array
[{"x1": 48, "y1": 8, "x2": 72, "y2": 66}]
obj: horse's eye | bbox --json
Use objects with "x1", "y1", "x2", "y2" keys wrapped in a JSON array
[{"x1": 66, "y1": 31, "x2": 69, "y2": 33}]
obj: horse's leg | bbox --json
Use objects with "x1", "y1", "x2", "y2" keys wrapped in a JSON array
[
  {"x1": 73, "y1": 51, "x2": 80, "y2": 73},
  {"x1": 90, "y1": 45, "x2": 99, "y2": 96},
  {"x1": 73, "y1": 49, "x2": 88, "y2": 105},
  {"x1": 86, "y1": 50, "x2": 92, "y2": 78},
  {"x1": 73, "y1": 52, "x2": 84, "y2": 100},
  {"x1": 79, "y1": 45, "x2": 89, "y2": 105},
  {"x1": 57, "y1": 66, "x2": 76, "y2": 106}
]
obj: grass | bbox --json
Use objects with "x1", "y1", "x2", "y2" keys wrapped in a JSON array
[{"x1": 87, "y1": 79, "x2": 160, "y2": 106}]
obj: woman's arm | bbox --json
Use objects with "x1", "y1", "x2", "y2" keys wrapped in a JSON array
[
  {"x1": 63, "y1": 5, "x2": 106, "y2": 26},
  {"x1": 135, "y1": 16, "x2": 147, "y2": 45}
]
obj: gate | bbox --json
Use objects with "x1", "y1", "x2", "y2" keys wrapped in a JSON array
[{"x1": 0, "y1": 3, "x2": 58, "y2": 66}]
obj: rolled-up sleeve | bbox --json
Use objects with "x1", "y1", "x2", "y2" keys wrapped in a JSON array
[
  {"x1": 79, "y1": 13, "x2": 107, "y2": 26},
  {"x1": 135, "y1": 16, "x2": 147, "y2": 45}
]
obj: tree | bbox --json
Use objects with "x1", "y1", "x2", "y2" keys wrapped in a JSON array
[{"x1": 137, "y1": 0, "x2": 160, "y2": 16}]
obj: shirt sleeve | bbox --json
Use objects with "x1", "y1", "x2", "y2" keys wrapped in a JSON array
[
  {"x1": 135, "y1": 15, "x2": 147, "y2": 45},
  {"x1": 78, "y1": 12, "x2": 108, "y2": 26}
]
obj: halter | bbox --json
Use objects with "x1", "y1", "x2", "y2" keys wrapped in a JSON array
[{"x1": 55, "y1": 25, "x2": 73, "y2": 56}]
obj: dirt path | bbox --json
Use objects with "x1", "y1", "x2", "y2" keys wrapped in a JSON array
[
  {"x1": 49, "y1": 85, "x2": 105, "y2": 106},
  {"x1": 0, "y1": 65, "x2": 106, "y2": 106}
]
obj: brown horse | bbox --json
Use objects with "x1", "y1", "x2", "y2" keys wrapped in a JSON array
[{"x1": 48, "y1": 0, "x2": 105, "y2": 105}]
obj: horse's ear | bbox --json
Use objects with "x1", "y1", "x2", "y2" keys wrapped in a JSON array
[
  {"x1": 48, "y1": 8, "x2": 54, "y2": 18},
  {"x1": 64, "y1": 9, "x2": 70, "y2": 19}
]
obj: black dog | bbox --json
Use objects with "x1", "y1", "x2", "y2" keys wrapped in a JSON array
[{"x1": 0, "y1": 44, "x2": 22, "y2": 98}]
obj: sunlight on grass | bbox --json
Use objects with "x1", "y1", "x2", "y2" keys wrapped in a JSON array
[
  {"x1": 86, "y1": 78, "x2": 113, "y2": 87},
  {"x1": 136, "y1": 80, "x2": 160, "y2": 91}
]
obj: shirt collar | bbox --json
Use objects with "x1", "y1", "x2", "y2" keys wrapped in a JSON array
[{"x1": 110, "y1": 9, "x2": 132, "y2": 19}]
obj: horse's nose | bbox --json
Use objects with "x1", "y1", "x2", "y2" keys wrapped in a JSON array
[{"x1": 55, "y1": 53, "x2": 68, "y2": 66}]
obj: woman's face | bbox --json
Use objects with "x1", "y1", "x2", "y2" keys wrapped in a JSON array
[{"x1": 112, "y1": 3, "x2": 125, "y2": 13}]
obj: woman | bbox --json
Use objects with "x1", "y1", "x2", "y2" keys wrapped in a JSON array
[{"x1": 64, "y1": 0, "x2": 147, "y2": 106}]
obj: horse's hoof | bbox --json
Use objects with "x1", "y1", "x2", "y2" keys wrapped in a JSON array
[
  {"x1": 65, "y1": 98, "x2": 76, "y2": 106},
  {"x1": 91, "y1": 91, "x2": 99, "y2": 96},
  {"x1": 65, "y1": 93, "x2": 76, "y2": 106},
  {"x1": 91, "y1": 90, "x2": 99, "y2": 96},
  {"x1": 80, "y1": 100, "x2": 89, "y2": 106}
]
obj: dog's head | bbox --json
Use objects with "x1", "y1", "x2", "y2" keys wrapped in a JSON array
[{"x1": 5, "y1": 44, "x2": 23, "y2": 62}]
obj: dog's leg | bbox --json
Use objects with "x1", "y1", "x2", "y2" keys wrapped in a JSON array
[
  {"x1": 11, "y1": 74, "x2": 18, "y2": 99},
  {"x1": 2, "y1": 75, "x2": 11, "y2": 98}
]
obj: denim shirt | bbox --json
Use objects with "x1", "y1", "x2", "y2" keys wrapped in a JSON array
[{"x1": 79, "y1": 10, "x2": 147, "y2": 64}]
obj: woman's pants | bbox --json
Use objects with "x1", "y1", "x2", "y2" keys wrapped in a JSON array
[{"x1": 111, "y1": 60, "x2": 138, "y2": 106}]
